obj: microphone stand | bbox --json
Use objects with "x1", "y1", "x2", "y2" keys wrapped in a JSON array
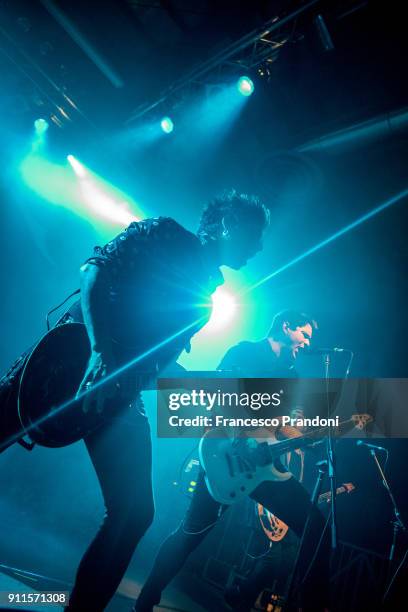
[
  {"x1": 285, "y1": 352, "x2": 340, "y2": 610},
  {"x1": 323, "y1": 351, "x2": 338, "y2": 550},
  {"x1": 366, "y1": 448, "x2": 407, "y2": 602},
  {"x1": 322, "y1": 348, "x2": 353, "y2": 550},
  {"x1": 285, "y1": 349, "x2": 350, "y2": 609},
  {"x1": 285, "y1": 460, "x2": 328, "y2": 610}
]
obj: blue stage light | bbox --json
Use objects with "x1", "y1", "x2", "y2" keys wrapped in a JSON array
[
  {"x1": 160, "y1": 117, "x2": 174, "y2": 133},
  {"x1": 237, "y1": 76, "x2": 254, "y2": 96},
  {"x1": 34, "y1": 118, "x2": 49, "y2": 135}
]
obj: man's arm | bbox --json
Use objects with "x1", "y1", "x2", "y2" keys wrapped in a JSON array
[
  {"x1": 217, "y1": 343, "x2": 249, "y2": 373},
  {"x1": 80, "y1": 263, "x2": 112, "y2": 356},
  {"x1": 77, "y1": 263, "x2": 115, "y2": 396}
]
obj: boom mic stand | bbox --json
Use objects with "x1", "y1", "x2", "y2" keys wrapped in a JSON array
[{"x1": 365, "y1": 447, "x2": 407, "y2": 604}]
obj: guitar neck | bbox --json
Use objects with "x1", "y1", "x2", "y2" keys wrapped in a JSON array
[
  {"x1": 265, "y1": 429, "x2": 323, "y2": 460},
  {"x1": 264, "y1": 416, "x2": 369, "y2": 463}
]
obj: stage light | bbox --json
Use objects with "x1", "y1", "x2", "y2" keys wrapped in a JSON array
[
  {"x1": 67, "y1": 155, "x2": 140, "y2": 224},
  {"x1": 31, "y1": 118, "x2": 49, "y2": 151},
  {"x1": 160, "y1": 116, "x2": 174, "y2": 134},
  {"x1": 206, "y1": 287, "x2": 237, "y2": 332},
  {"x1": 21, "y1": 153, "x2": 143, "y2": 228},
  {"x1": 237, "y1": 76, "x2": 254, "y2": 96},
  {"x1": 67, "y1": 154, "x2": 87, "y2": 178},
  {"x1": 80, "y1": 180, "x2": 137, "y2": 226},
  {"x1": 34, "y1": 118, "x2": 49, "y2": 135}
]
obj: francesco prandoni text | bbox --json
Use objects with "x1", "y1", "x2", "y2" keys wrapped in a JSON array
[
  {"x1": 166, "y1": 389, "x2": 339, "y2": 429},
  {"x1": 167, "y1": 415, "x2": 339, "y2": 428}
]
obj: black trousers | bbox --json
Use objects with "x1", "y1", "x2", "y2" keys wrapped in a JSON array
[
  {"x1": 137, "y1": 469, "x2": 330, "y2": 612},
  {"x1": 1, "y1": 365, "x2": 155, "y2": 612},
  {"x1": 66, "y1": 405, "x2": 155, "y2": 611}
]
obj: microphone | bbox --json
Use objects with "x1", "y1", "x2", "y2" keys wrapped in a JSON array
[
  {"x1": 306, "y1": 347, "x2": 349, "y2": 354},
  {"x1": 356, "y1": 440, "x2": 387, "y2": 452}
]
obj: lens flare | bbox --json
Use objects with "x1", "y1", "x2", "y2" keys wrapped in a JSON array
[{"x1": 205, "y1": 287, "x2": 237, "y2": 332}]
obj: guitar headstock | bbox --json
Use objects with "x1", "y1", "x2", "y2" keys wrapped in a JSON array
[
  {"x1": 351, "y1": 413, "x2": 373, "y2": 430},
  {"x1": 343, "y1": 482, "x2": 356, "y2": 493}
]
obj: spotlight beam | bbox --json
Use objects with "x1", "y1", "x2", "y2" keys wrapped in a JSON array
[
  {"x1": 244, "y1": 188, "x2": 408, "y2": 294},
  {"x1": 0, "y1": 315, "x2": 208, "y2": 453},
  {"x1": 41, "y1": 0, "x2": 123, "y2": 88},
  {"x1": 67, "y1": 154, "x2": 87, "y2": 178}
]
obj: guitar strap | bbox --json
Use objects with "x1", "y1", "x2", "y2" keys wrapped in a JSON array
[{"x1": 46, "y1": 288, "x2": 80, "y2": 330}]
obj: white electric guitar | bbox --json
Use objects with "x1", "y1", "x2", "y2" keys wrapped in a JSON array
[{"x1": 198, "y1": 414, "x2": 372, "y2": 505}]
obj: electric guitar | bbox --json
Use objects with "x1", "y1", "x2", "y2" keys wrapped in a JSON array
[
  {"x1": 8, "y1": 321, "x2": 236, "y2": 449},
  {"x1": 198, "y1": 415, "x2": 371, "y2": 504},
  {"x1": 13, "y1": 322, "x2": 156, "y2": 448},
  {"x1": 257, "y1": 482, "x2": 356, "y2": 543}
]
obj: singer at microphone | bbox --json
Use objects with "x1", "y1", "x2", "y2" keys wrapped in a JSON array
[{"x1": 356, "y1": 440, "x2": 387, "y2": 452}]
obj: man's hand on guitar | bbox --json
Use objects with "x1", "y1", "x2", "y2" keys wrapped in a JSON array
[{"x1": 77, "y1": 349, "x2": 117, "y2": 414}]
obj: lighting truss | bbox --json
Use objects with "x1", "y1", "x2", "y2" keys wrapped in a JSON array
[{"x1": 124, "y1": 0, "x2": 321, "y2": 125}]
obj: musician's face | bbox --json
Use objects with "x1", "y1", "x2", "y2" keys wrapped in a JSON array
[
  {"x1": 285, "y1": 323, "x2": 313, "y2": 358},
  {"x1": 221, "y1": 222, "x2": 265, "y2": 270}
]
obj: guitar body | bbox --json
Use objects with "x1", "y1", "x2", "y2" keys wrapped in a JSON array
[
  {"x1": 199, "y1": 416, "x2": 369, "y2": 505},
  {"x1": 18, "y1": 323, "x2": 97, "y2": 447},
  {"x1": 198, "y1": 428, "x2": 292, "y2": 505}
]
